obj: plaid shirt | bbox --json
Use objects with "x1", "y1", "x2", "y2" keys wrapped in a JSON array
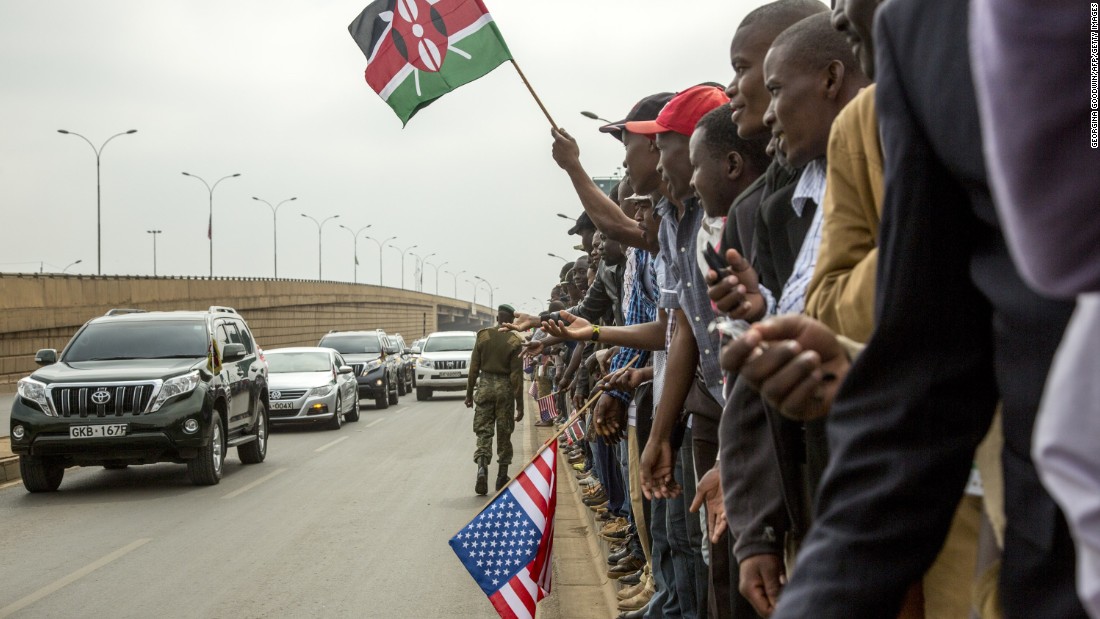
[
  {"x1": 607, "y1": 249, "x2": 658, "y2": 404},
  {"x1": 657, "y1": 197, "x2": 725, "y2": 404}
]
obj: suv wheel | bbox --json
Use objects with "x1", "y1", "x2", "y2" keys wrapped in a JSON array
[
  {"x1": 189, "y1": 412, "x2": 225, "y2": 486},
  {"x1": 238, "y1": 401, "x2": 269, "y2": 464},
  {"x1": 397, "y1": 376, "x2": 407, "y2": 396},
  {"x1": 375, "y1": 380, "x2": 390, "y2": 409},
  {"x1": 21, "y1": 455, "x2": 64, "y2": 492},
  {"x1": 327, "y1": 396, "x2": 343, "y2": 431},
  {"x1": 416, "y1": 387, "x2": 432, "y2": 401},
  {"x1": 388, "y1": 379, "x2": 399, "y2": 405}
]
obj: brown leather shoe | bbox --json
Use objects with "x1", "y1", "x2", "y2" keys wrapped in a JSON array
[
  {"x1": 608, "y1": 555, "x2": 646, "y2": 579},
  {"x1": 617, "y1": 577, "x2": 655, "y2": 611}
]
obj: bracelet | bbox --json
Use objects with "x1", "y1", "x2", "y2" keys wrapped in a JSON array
[{"x1": 591, "y1": 325, "x2": 601, "y2": 342}]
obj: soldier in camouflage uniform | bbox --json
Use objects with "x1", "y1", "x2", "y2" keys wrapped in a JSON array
[{"x1": 465, "y1": 304, "x2": 525, "y2": 495}]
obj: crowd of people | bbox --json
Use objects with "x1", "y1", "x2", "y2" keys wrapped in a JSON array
[{"x1": 492, "y1": 1, "x2": 1098, "y2": 618}]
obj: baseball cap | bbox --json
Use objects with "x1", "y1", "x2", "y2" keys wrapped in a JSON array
[
  {"x1": 624, "y1": 84, "x2": 730, "y2": 137},
  {"x1": 598, "y1": 92, "x2": 676, "y2": 142},
  {"x1": 566, "y1": 211, "x2": 596, "y2": 236}
]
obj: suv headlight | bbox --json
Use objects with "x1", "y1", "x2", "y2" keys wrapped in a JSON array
[
  {"x1": 308, "y1": 383, "x2": 336, "y2": 397},
  {"x1": 417, "y1": 358, "x2": 432, "y2": 368},
  {"x1": 362, "y1": 359, "x2": 383, "y2": 375},
  {"x1": 17, "y1": 377, "x2": 54, "y2": 416},
  {"x1": 150, "y1": 370, "x2": 202, "y2": 412}
]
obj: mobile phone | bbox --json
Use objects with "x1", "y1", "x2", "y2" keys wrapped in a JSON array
[{"x1": 703, "y1": 242, "x2": 732, "y2": 277}]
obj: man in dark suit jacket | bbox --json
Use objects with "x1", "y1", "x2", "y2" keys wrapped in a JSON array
[{"x1": 769, "y1": 0, "x2": 1084, "y2": 617}]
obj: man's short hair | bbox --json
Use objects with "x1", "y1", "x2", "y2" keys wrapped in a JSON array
[
  {"x1": 772, "y1": 12, "x2": 862, "y2": 75},
  {"x1": 739, "y1": 0, "x2": 828, "y2": 38},
  {"x1": 696, "y1": 103, "x2": 771, "y2": 175}
]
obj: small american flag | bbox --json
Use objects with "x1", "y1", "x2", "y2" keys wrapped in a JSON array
[
  {"x1": 536, "y1": 394, "x2": 558, "y2": 422},
  {"x1": 450, "y1": 442, "x2": 557, "y2": 619},
  {"x1": 522, "y1": 355, "x2": 534, "y2": 373},
  {"x1": 563, "y1": 417, "x2": 585, "y2": 445}
]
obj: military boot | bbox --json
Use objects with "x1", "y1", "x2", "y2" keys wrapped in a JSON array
[
  {"x1": 495, "y1": 464, "x2": 509, "y2": 491},
  {"x1": 475, "y1": 458, "x2": 489, "y2": 496}
]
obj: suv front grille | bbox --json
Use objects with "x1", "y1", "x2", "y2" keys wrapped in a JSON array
[
  {"x1": 433, "y1": 360, "x2": 467, "y2": 370},
  {"x1": 270, "y1": 389, "x2": 308, "y2": 401},
  {"x1": 51, "y1": 384, "x2": 156, "y2": 417}
]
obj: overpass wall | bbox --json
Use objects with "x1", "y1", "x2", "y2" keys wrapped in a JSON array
[{"x1": 0, "y1": 274, "x2": 492, "y2": 387}]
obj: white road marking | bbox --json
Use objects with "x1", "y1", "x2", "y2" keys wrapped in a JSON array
[
  {"x1": 365, "y1": 418, "x2": 385, "y2": 428},
  {"x1": 221, "y1": 467, "x2": 287, "y2": 499},
  {"x1": 0, "y1": 538, "x2": 152, "y2": 618},
  {"x1": 314, "y1": 436, "x2": 349, "y2": 453}
]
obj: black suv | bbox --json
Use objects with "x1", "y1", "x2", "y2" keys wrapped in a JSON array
[
  {"x1": 387, "y1": 334, "x2": 416, "y2": 396},
  {"x1": 9, "y1": 307, "x2": 269, "y2": 492},
  {"x1": 317, "y1": 330, "x2": 399, "y2": 409}
]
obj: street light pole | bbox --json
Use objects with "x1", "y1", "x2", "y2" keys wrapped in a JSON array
[
  {"x1": 389, "y1": 244, "x2": 419, "y2": 290},
  {"x1": 580, "y1": 111, "x2": 612, "y2": 123},
  {"x1": 182, "y1": 171, "x2": 241, "y2": 277},
  {"x1": 338, "y1": 224, "x2": 372, "y2": 283},
  {"x1": 427, "y1": 260, "x2": 448, "y2": 295},
  {"x1": 57, "y1": 128, "x2": 138, "y2": 275},
  {"x1": 474, "y1": 275, "x2": 495, "y2": 309},
  {"x1": 364, "y1": 236, "x2": 397, "y2": 286},
  {"x1": 415, "y1": 252, "x2": 437, "y2": 292},
  {"x1": 62, "y1": 259, "x2": 83, "y2": 273},
  {"x1": 547, "y1": 253, "x2": 568, "y2": 262},
  {"x1": 252, "y1": 196, "x2": 297, "y2": 278},
  {"x1": 300, "y1": 213, "x2": 340, "y2": 280},
  {"x1": 444, "y1": 269, "x2": 466, "y2": 298},
  {"x1": 465, "y1": 279, "x2": 477, "y2": 304},
  {"x1": 146, "y1": 230, "x2": 162, "y2": 276}
]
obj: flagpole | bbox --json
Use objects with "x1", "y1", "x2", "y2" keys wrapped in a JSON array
[
  {"x1": 510, "y1": 60, "x2": 559, "y2": 131},
  {"x1": 480, "y1": 354, "x2": 641, "y2": 507}
]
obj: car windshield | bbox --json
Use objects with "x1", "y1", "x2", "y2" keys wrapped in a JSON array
[
  {"x1": 424, "y1": 335, "x2": 476, "y2": 352},
  {"x1": 265, "y1": 352, "x2": 332, "y2": 373},
  {"x1": 63, "y1": 320, "x2": 208, "y2": 362},
  {"x1": 318, "y1": 335, "x2": 381, "y2": 354}
]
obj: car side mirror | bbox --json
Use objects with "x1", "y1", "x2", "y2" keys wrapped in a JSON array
[
  {"x1": 222, "y1": 343, "x2": 247, "y2": 361},
  {"x1": 338, "y1": 365, "x2": 354, "y2": 374},
  {"x1": 410, "y1": 347, "x2": 421, "y2": 355},
  {"x1": 34, "y1": 349, "x2": 58, "y2": 366}
]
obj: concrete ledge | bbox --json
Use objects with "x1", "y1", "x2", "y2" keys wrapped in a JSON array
[{"x1": 0, "y1": 436, "x2": 17, "y2": 483}]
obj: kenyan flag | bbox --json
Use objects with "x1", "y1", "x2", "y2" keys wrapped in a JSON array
[{"x1": 349, "y1": 0, "x2": 513, "y2": 125}]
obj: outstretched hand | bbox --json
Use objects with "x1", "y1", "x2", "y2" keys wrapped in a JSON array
[
  {"x1": 689, "y1": 465, "x2": 728, "y2": 544},
  {"x1": 500, "y1": 312, "x2": 540, "y2": 332},
  {"x1": 706, "y1": 248, "x2": 767, "y2": 321},
  {"x1": 721, "y1": 315, "x2": 851, "y2": 421},
  {"x1": 541, "y1": 310, "x2": 594, "y2": 342}
]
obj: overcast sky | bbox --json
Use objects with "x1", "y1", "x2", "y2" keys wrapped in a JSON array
[{"x1": 1, "y1": 0, "x2": 766, "y2": 315}]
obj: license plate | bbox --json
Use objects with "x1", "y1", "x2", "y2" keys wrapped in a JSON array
[
  {"x1": 70, "y1": 424, "x2": 128, "y2": 438},
  {"x1": 271, "y1": 401, "x2": 296, "y2": 410},
  {"x1": 439, "y1": 371, "x2": 461, "y2": 378}
]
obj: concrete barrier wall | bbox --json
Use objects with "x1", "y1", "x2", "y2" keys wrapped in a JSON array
[{"x1": 0, "y1": 273, "x2": 492, "y2": 387}]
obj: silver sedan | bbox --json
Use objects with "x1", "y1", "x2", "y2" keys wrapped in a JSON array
[{"x1": 264, "y1": 347, "x2": 359, "y2": 430}]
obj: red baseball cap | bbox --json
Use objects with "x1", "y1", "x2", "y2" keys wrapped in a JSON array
[{"x1": 624, "y1": 84, "x2": 730, "y2": 137}]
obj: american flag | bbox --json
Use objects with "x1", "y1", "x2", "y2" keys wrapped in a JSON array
[
  {"x1": 450, "y1": 442, "x2": 557, "y2": 619},
  {"x1": 536, "y1": 394, "x2": 558, "y2": 423},
  {"x1": 563, "y1": 417, "x2": 585, "y2": 445},
  {"x1": 522, "y1": 355, "x2": 534, "y2": 373}
]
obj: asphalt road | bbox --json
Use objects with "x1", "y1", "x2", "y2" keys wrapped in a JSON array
[{"x1": 0, "y1": 393, "x2": 528, "y2": 618}]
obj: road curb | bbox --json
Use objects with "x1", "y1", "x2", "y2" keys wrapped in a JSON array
[{"x1": 0, "y1": 436, "x2": 16, "y2": 483}]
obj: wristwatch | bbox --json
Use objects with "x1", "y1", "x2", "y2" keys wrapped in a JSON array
[{"x1": 591, "y1": 325, "x2": 600, "y2": 342}]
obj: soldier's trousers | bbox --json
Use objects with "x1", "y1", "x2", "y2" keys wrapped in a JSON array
[{"x1": 472, "y1": 374, "x2": 515, "y2": 466}]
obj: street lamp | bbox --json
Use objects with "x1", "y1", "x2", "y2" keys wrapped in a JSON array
[
  {"x1": 146, "y1": 230, "x2": 163, "y2": 276},
  {"x1": 252, "y1": 196, "x2": 296, "y2": 277},
  {"x1": 464, "y1": 278, "x2": 477, "y2": 304},
  {"x1": 412, "y1": 251, "x2": 436, "y2": 292},
  {"x1": 339, "y1": 224, "x2": 372, "y2": 283},
  {"x1": 57, "y1": 128, "x2": 138, "y2": 275},
  {"x1": 300, "y1": 213, "x2": 340, "y2": 280},
  {"x1": 62, "y1": 259, "x2": 83, "y2": 273},
  {"x1": 580, "y1": 111, "x2": 612, "y2": 123},
  {"x1": 365, "y1": 235, "x2": 396, "y2": 286},
  {"x1": 556, "y1": 213, "x2": 574, "y2": 221},
  {"x1": 547, "y1": 253, "x2": 568, "y2": 262},
  {"x1": 426, "y1": 260, "x2": 448, "y2": 295},
  {"x1": 389, "y1": 243, "x2": 419, "y2": 290},
  {"x1": 444, "y1": 269, "x2": 466, "y2": 298},
  {"x1": 182, "y1": 171, "x2": 241, "y2": 277},
  {"x1": 474, "y1": 275, "x2": 495, "y2": 309}
]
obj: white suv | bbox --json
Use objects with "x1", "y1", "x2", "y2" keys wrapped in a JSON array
[{"x1": 415, "y1": 331, "x2": 476, "y2": 401}]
